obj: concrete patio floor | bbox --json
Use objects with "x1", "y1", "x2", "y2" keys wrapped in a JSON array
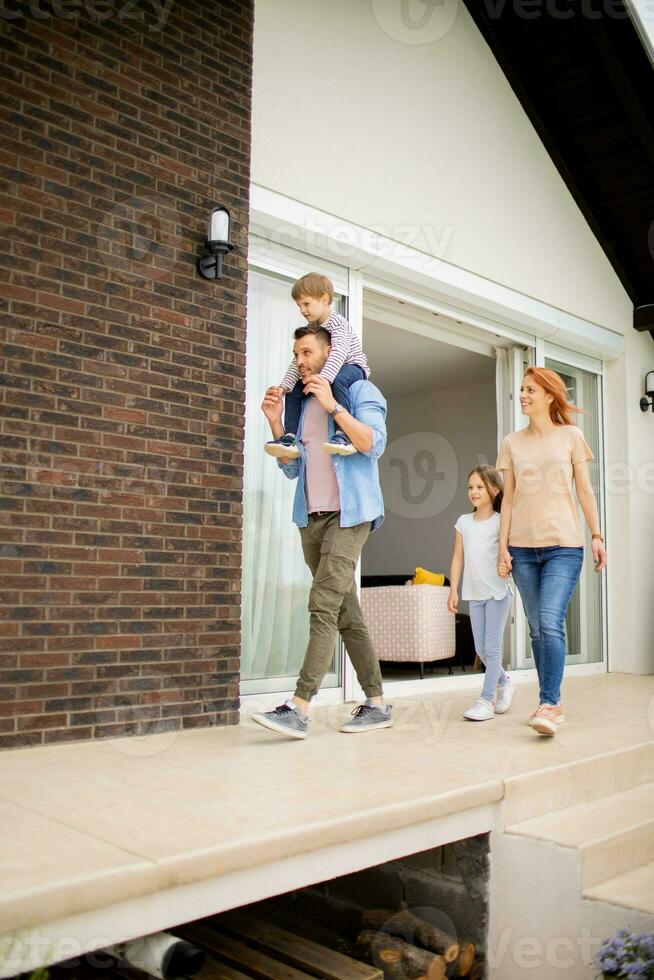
[{"x1": 1, "y1": 672, "x2": 652, "y2": 976}]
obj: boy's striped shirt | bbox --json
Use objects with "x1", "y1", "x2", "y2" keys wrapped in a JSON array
[{"x1": 279, "y1": 311, "x2": 370, "y2": 390}]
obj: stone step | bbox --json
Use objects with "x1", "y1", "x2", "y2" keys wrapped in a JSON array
[
  {"x1": 506, "y1": 781, "x2": 654, "y2": 889},
  {"x1": 502, "y1": 740, "x2": 654, "y2": 827},
  {"x1": 583, "y1": 858, "x2": 654, "y2": 915}
]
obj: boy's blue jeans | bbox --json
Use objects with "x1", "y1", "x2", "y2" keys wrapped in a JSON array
[
  {"x1": 284, "y1": 364, "x2": 367, "y2": 436},
  {"x1": 508, "y1": 545, "x2": 584, "y2": 706}
]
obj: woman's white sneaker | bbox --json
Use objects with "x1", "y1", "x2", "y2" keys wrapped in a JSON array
[
  {"x1": 494, "y1": 680, "x2": 514, "y2": 714},
  {"x1": 463, "y1": 698, "x2": 495, "y2": 721}
]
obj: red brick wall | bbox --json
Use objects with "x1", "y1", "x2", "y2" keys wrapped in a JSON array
[{"x1": 0, "y1": 0, "x2": 252, "y2": 748}]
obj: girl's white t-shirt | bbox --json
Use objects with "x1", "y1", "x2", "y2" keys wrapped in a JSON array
[{"x1": 454, "y1": 511, "x2": 514, "y2": 601}]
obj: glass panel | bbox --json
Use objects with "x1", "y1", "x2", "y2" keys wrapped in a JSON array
[
  {"x1": 494, "y1": 346, "x2": 517, "y2": 674},
  {"x1": 514, "y1": 349, "x2": 539, "y2": 671},
  {"x1": 240, "y1": 268, "x2": 344, "y2": 692},
  {"x1": 544, "y1": 357, "x2": 604, "y2": 665},
  {"x1": 499, "y1": 346, "x2": 535, "y2": 673}
]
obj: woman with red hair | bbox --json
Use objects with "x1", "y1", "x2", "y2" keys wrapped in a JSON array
[{"x1": 496, "y1": 367, "x2": 607, "y2": 736}]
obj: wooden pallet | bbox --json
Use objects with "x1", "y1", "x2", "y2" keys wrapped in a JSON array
[{"x1": 179, "y1": 914, "x2": 383, "y2": 980}]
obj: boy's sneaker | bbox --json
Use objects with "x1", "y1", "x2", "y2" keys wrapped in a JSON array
[
  {"x1": 250, "y1": 700, "x2": 308, "y2": 739},
  {"x1": 530, "y1": 703, "x2": 564, "y2": 736},
  {"x1": 494, "y1": 679, "x2": 514, "y2": 714},
  {"x1": 340, "y1": 699, "x2": 393, "y2": 733},
  {"x1": 264, "y1": 434, "x2": 300, "y2": 459},
  {"x1": 462, "y1": 698, "x2": 495, "y2": 721},
  {"x1": 323, "y1": 432, "x2": 358, "y2": 456}
]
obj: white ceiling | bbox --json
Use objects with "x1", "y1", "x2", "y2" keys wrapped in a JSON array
[{"x1": 364, "y1": 317, "x2": 495, "y2": 399}]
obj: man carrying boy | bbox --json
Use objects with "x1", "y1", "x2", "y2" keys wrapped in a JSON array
[
  {"x1": 251, "y1": 320, "x2": 392, "y2": 740},
  {"x1": 264, "y1": 273, "x2": 369, "y2": 459}
]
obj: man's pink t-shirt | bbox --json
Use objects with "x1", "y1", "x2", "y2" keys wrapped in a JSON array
[{"x1": 301, "y1": 396, "x2": 340, "y2": 513}]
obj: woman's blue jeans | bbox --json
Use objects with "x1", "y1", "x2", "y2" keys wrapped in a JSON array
[{"x1": 508, "y1": 546, "x2": 584, "y2": 706}]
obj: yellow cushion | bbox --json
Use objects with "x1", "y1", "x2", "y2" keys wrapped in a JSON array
[{"x1": 412, "y1": 566, "x2": 445, "y2": 586}]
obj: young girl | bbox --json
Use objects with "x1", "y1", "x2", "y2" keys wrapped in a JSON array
[{"x1": 448, "y1": 465, "x2": 514, "y2": 721}]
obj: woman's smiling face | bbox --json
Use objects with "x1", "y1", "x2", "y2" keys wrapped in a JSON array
[{"x1": 520, "y1": 375, "x2": 553, "y2": 416}]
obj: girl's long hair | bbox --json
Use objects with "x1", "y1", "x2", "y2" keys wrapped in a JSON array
[
  {"x1": 468, "y1": 465, "x2": 504, "y2": 514},
  {"x1": 524, "y1": 366, "x2": 585, "y2": 425}
]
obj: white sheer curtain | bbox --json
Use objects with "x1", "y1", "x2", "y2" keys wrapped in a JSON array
[{"x1": 241, "y1": 270, "x2": 314, "y2": 682}]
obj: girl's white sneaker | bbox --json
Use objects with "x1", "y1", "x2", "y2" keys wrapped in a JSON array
[
  {"x1": 494, "y1": 680, "x2": 514, "y2": 714},
  {"x1": 463, "y1": 698, "x2": 495, "y2": 721}
]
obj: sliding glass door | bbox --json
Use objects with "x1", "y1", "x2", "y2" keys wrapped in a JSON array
[
  {"x1": 239, "y1": 257, "x2": 606, "y2": 702},
  {"x1": 499, "y1": 345, "x2": 536, "y2": 672},
  {"x1": 514, "y1": 349, "x2": 605, "y2": 669},
  {"x1": 544, "y1": 352, "x2": 605, "y2": 665}
]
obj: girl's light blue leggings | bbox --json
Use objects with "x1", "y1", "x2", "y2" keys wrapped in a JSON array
[{"x1": 468, "y1": 592, "x2": 511, "y2": 703}]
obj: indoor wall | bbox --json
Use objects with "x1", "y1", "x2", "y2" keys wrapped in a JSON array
[
  {"x1": 363, "y1": 378, "x2": 496, "y2": 602},
  {"x1": 359, "y1": 315, "x2": 505, "y2": 682}
]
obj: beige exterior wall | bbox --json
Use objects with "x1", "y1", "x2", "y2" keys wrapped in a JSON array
[
  {"x1": 251, "y1": 0, "x2": 652, "y2": 674},
  {"x1": 605, "y1": 327, "x2": 654, "y2": 675},
  {"x1": 251, "y1": 0, "x2": 632, "y2": 332}
]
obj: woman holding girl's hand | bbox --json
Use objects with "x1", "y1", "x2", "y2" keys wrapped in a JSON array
[{"x1": 495, "y1": 367, "x2": 607, "y2": 736}]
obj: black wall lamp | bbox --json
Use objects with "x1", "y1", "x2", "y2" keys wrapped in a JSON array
[
  {"x1": 640, "y1": 370, "x2": 654, "y2": 412},
  {"x1": 197, "y1": 206, "x2": 234, "y2": 280}
]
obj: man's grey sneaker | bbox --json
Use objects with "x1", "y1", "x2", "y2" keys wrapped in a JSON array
[
  {"x1": 264, "y1": 434, "x2": 300, "y2": 459},
  {"x1": 323, "y1": 432, "x2": 357, "y2": 456},
  {"x1": 251, "y1": 700, "x2": 308, "y2": 739},
  {"x1": 340, "y1": 699, "x2": 393, "y2": 733}
]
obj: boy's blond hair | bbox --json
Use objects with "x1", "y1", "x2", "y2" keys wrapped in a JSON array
[{"x1": 291, "y1": 272, "x2": 334, "y2": 304}]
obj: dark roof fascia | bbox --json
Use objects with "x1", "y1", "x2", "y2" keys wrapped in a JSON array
[{"x1": 462, "y1": 0, "x2": 654, "y2": 341}]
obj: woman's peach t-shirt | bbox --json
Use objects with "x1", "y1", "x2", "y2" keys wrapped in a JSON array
[{"x1": 495, "y1": 425, "x2": 594, "y2": 547}]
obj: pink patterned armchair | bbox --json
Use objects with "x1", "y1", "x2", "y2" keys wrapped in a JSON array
[{"x1": 360, "y1": 584, "x2": 456, "y2": 678}]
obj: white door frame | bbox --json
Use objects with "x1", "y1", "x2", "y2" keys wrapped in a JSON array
[
  {"x1": 344, "y1": 270, "x2": 366, "y2": 705},
  {"x1": 244, "y1": 186, "x2": 615, "y2": 706},
  {"x1": 240, "y1": 257, "x2": 351, "y2": 713},
  {"x1": 542, "y1": 345, "x2": 609, "y2": 671},
  {"x1": 511, "y1": 346, "x2": 531, "y2": 670},
  {"x1": 249, "y1": 185, "x2": 624, "y2": 362}
]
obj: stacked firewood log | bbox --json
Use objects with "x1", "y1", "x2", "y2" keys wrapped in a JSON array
[{"x1": 355, "y1": 904, "x2": 483, "y2": 979}]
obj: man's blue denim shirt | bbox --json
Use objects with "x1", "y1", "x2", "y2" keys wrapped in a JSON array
[{"x1": 277, "y1": 380, "x2": 387, "y2": 531}]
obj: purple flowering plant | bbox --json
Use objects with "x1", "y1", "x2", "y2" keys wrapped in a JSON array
[{"x1": 595, "y1": 929, "x2": 654, "y2": 978}]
